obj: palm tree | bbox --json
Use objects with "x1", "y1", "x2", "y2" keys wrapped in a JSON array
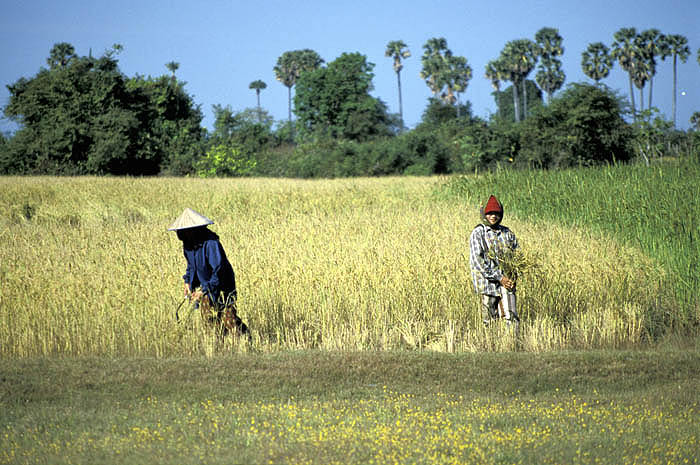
[
  {"x1": 534, "y1": 28, "x2": 565, "y2": 103},
  {"x1": 274, "y1": 49, "x2": 324, "y2": 125},
  {"x1": 535, "y1": 60, "x2": 565, "y2": 104},
  {"x1": 500, "y1": 39, "x2": 537, "y2": 121},
  {"x1": 611, "y1": 27, "x2": 639, "y2": 115},
  {"x1": 420, "y1": 38, "x2": 471, "y2": 107},
  {"x1": 47, "y1": 42, "x2": 76, "y2": 68},
  {"x1": 449, "y1": 55, "x2": 473, "y2": 113},
  {"x1": 581, "y1": 42, "x2": 613, "y2": 85},
  {"x1": 664, "y1": 34, "x2": 690, "y2": 127},
  {"x1": 385, "y1": 40, "x2": 411, "y2": 128},
  {"x1": 637, "y1": 29, "x2": 665, "y2": 110},
  {"x1": 485, "y1": 59, "x2": 507, "y2": 119},
  {"x1": 691, "y1": 111, "x2": 700, "y2": 131},
  {"x1": 484, "y1": 60, "x2": 503, "y2": 91},
  {"x1": 249, "y1": 80, "x2": 267, "y2": 122},
  {"x1": 165, "y1": 61, "x2": 179, "y2": 82},
  {"x1": 420, "y1": 37, "x2": 452, "y2": 98}
]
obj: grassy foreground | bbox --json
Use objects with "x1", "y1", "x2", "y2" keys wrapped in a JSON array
[{"x1": 2, "y1": 350, "x2": 699, "y2": 464}]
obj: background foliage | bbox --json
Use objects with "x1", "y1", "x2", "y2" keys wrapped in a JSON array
[{"x1": 2, "y1": 40, "x2": 697, "y2": 177}]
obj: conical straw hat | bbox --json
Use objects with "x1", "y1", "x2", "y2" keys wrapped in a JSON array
[{"x1": 168, "y1": 208, "x2": 214, "y2": 231}]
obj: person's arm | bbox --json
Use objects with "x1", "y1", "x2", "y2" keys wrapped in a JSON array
[
  {"x1": 200, "y1": 240, "x2": 226, "y2": 299},
  {"x1": 182, "y1": 249, "x2": 197, "y2": 296}
]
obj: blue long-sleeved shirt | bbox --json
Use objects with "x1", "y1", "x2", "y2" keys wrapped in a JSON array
[
  {"x1": 469, "y1": 223, "x2": 518, "y2": 297},
  {"x1": 182, "y1": 231, "x2": 236, "y2": 300}
]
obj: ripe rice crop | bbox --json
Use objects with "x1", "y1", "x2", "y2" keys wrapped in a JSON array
[
  {"x1": 445, "y1": 157, "x2": 700, "y2": 331},
  {"x1": 0, "y1": 174, "x2": 679, "y2": 357}
]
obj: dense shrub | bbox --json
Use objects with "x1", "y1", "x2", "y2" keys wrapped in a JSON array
[{"x1": 516, "y1": 83, "x2": 633, "y2": 168}]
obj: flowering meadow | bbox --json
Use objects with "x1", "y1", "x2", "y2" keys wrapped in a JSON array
[{"x1": 2, "y1": 382, "x2": 698, "y2": 465}]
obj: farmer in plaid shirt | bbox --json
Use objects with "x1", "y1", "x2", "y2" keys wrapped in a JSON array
[{"x1": 469, "y1": 195, "x2": 520, "y2": 327}]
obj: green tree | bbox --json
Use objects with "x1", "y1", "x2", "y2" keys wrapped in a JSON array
[
  {"x1": 419, "y1": 38, "x2": 472, "y2": 106},
  {"x1": 492, "y1": 80, "x2": 543, "y2": 123},
  {"x1": 492, "y1": 39, "x2": 537, "y2": 122},
  {"x1": 419, "y1": 97, "x2": 473, "y2": 127},
  {"x1": 611, "y1": 27, "x2": 639, "y2": 115},
  {"x1": 420, "y1": 37, "x2": 451, "y2": 98},
  {"x1": 248, "y1": 79, "x2": 267, "y2": 122},
  {"x1": 664, "y1": 34, "x2": 690, "y2": 127},
  {"x1": 636, "y1": 29, "x2": 665, "y2": 111},
  {"x1": 691, "y1": 112, "x2": 700, "y2": 131},
  {"x1": 126, "y1": 74, "x2": 205, "y2": 175},
  {"x1": 294, "y1": 52, "x2": 393, "y2": 141},
  {"x1": 534, "y1": 27, "x2": 565, "y2": 103},
  {"x1": 518, "y1": 83, "x2": 632, "y2": 168},
  {"x1": 581, "y1": 42, "x2": 613, "y2": 84},
  {"x1": 209, "y1": 104, "x2": 273, "y2": 157},
  {"x1": 446, "y1": 55, "x2": 473, "y2": 111},
  {"x1": 273, "y1": 49, "x2": 324, "y2": 125},
  {"x1": 165, "y1": 61, "x2": 179, "y2": 79},
  {"x1": 384, "y1": 40, "x2": 411, "y2": 128},
  {"x1": 3, "y1": 43, "x2": 203, "y2": 175},
  {"x1": 484, "y1": 60, "x2": 503, "y2": 92},
  {"x1": 47, "y1": 42, "x2": 77, "y2": 69},
  {"x1": 196, "y1": 143, "x2": 256, "y2": 177}
]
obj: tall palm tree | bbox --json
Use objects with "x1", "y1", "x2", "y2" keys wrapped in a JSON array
[
  {"x1": 485, "y1": 59, "x2": 506, "y2": 119},
  {"x1": 611, "y1": 27, "x2": 639, "y2": 115},
  {"x1": 449, "y1": 55, "x2": 473, "y2": 112},
  {"x1": 484, "y1": 60, "x2": 503, "y2": 91},
  {"x1": 420, "y1": 38, "x2": 471, "y2": 107},
  {"x1": 637, "y1": 29, "x2": 665, "y2": 110},
  {"x1": 534, "y1": 27, "x2": 565, "y2": 103},
  {"x1": 500, "y1": 39, "x2": 537, "y2": 121},
  {"x1": 664, "y1": 34, "x2": 690, "y2": 127},
  {"x1": 420, "y1": 37, "x2": 452, "y2": 98},
  {"x1": 274, "y1": 49, "x2": 324, "y2": 125},
  {"x1": 581, "y1": 42, "x2": 613, "y2": 85},
  {"x1": 384, "y1": 40, "x2": 411, "y2": 128},
  {"x1": 535, "y1": 60, "x2": 565, "y2": 104},
  {"x1": 249, "y1": 80, "x2": 267, "y2": 122}
]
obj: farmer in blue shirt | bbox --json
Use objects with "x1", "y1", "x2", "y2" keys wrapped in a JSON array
[{"x1": 169, "y1": 208, "x2": 248, "y2": 337}]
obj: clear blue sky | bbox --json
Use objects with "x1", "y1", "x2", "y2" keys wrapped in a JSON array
[{"x1": 2, "y1": 0, "x2": 699, "y2": 134}]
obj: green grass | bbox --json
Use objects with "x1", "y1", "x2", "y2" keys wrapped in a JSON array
[
  {"x1": 444, "y1": 158, "x2": 700, "y2": 328},
  {"x1": 2, "y1": 350, "x2": 699, "y2": 464}
]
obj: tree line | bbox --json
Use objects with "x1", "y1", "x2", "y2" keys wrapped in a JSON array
[{"x1": 2, "y1": 27, "x2": 699, "y2": 177}]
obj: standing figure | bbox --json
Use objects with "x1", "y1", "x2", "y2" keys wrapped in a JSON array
[
  {"x1": 169, "y1": 208, "x2": 248, "y2": 338},
  {"x1": 469, "y1": 195, "x2": 520, "y2": 329}
]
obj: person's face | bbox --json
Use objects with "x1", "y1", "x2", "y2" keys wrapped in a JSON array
[
  {"x1": 485, "y1": 212, "x2": 501, "y2": 226},
  {"x1": 176, "y1": 228, "x2": 195, "y2": 243}
]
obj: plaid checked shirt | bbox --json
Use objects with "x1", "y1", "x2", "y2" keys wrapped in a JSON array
[{"x1": 469, "y1": 223, "x2": 519, "y2": 297}]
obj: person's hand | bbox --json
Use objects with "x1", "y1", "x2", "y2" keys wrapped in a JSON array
[
  {"x1": 190, "y1": 289, "x2": 203, "y2": 302},
  {"x1": 183, "y1": 283, "x2": 191, "y2": 298},
  {"x1": 500, "y1": 276, "x2": 515, "y2": 291}
]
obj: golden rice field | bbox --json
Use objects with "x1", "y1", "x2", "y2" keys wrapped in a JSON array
[
  {"x1": 0, "y1": 175, "x2": 675, "y2": 357},
  {"x1": 2, "y1": 387, "x2": 697, "y2": 465}
]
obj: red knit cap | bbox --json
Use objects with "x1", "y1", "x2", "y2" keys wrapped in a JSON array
[{"x1": 484, "y1": 195, "x2": 503, "y2": 214}]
